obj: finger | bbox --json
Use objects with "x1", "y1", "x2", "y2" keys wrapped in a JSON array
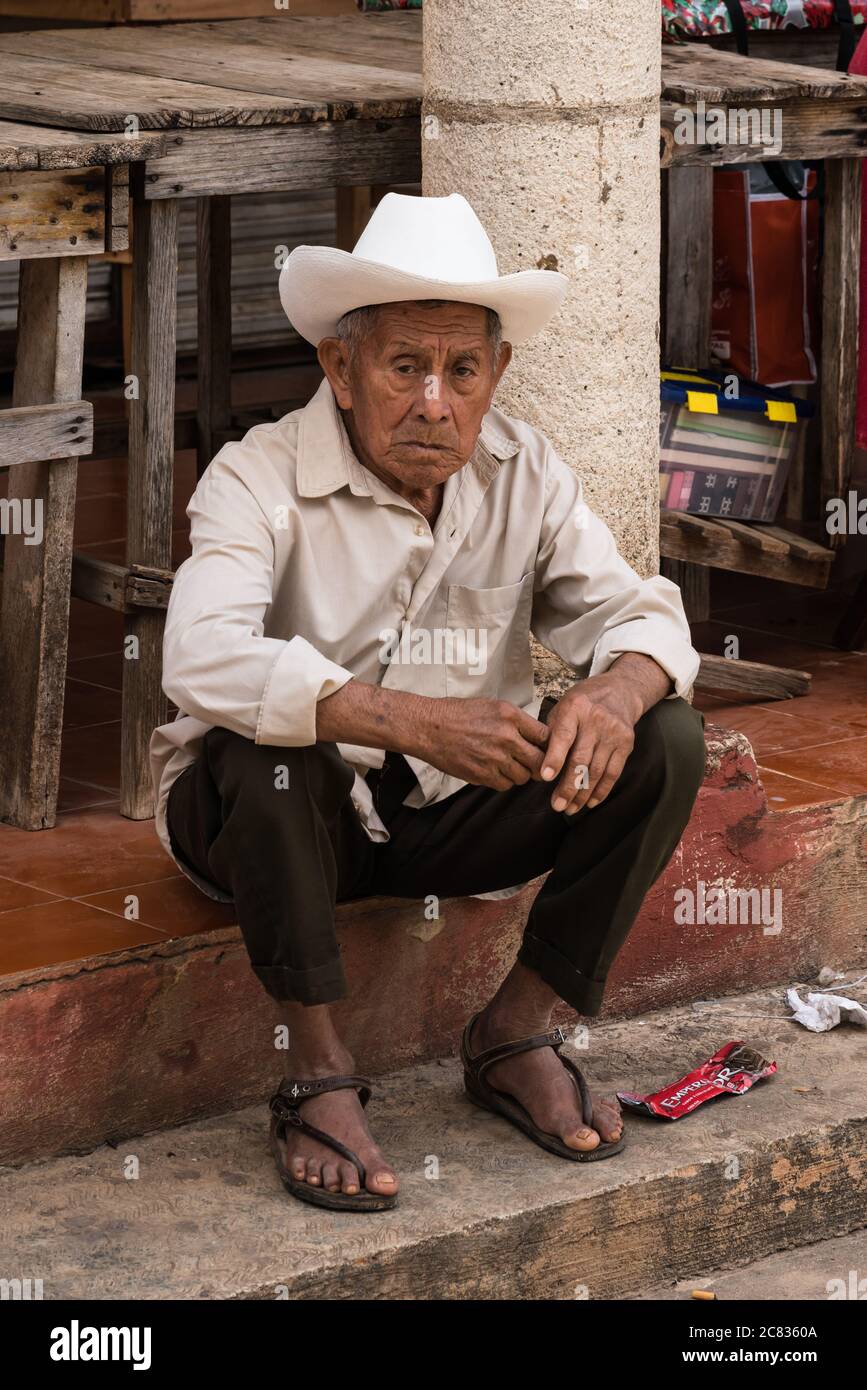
[
  {"x1": 567, "y1": 742, "x2": 613, "y2": 812},
  {"x1": 551, "y1": 734, "x2": 598, "y2": 810},
  {"x1": 509, "y1": 735, "x2": 549, "y2": 777},
  {"x1": 540, "y1": 713, "x2": 579, "y2": 786},
  {"x1": 585, "y1": 748, "x2": 629, "y2": 809},
  {"x1": 515, "y1": 709, "x2": 552, "y2": 749}
]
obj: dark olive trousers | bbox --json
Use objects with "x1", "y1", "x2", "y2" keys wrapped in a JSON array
[{"x1": 166, "y1": 697, "x2": 706, "y2": 1017}]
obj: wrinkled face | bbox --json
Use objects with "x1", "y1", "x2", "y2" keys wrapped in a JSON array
[{"x1": 318, "y1": 301, "x2": 511, "y2": 492}]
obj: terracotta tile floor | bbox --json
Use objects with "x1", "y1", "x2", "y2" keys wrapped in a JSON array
[{"x1": 0, "y1": 418, "x2": 865, "y2": 978}]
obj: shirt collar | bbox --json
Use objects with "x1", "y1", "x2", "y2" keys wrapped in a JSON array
[{"x1": 295, "y1": 379, "x2": 522, "y2": 500}]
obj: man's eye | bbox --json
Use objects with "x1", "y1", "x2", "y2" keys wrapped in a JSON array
[
  {"x1": 395, "y1": 363, "x2": 416, "y2": 374},
  {"x1": 454, "y1": 365, "x2": 475, "y2": 378}
]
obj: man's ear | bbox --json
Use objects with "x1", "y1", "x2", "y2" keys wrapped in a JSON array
[{"x1": 317, "y1": 337, "x2": 353, "y2": 410}]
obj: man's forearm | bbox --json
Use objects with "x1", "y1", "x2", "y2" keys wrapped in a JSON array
[
  {"x1": 315, "y1": 678, "x2": 435, "y2": 757},
  {"x1": 599, "y1": 652, "x2": 673, "y2": 722}
]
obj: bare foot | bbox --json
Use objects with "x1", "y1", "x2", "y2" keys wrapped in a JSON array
[
  {"x1": 275, "y1": 1060, "x2": 399, "y2": 1199},
  {"x1": 468, "y1": 1009, "x2": 622, "y2": 1153}
]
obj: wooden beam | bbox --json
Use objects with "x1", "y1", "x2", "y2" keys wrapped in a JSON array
[
  {"x1": 0, "y1": 167, "x2": 108, "y2": 261},
  {"x1": 71, "y1": 552, "x2": 174, "y2": 614},
  {"x1": 0, "y1": 118, "x2": 168, "y2": 173},
  {"x1": 662, "y1": 98, "x2": 867, "y2": 166},
  {"x1": 196, "y1": 194, "x2": 232, "y2": 478},
  {"x1": 0, "y1": 400, "x2": 92, "y2": 467},
  {"x1": 122, "y1": 193, "x2": 178, "y2": 820},
  {"x1": 142, "y1": 119, "x2": 421, "y2": 199},
  {"x1": 0, "y1": 256, "x2": 88, "y2": 829},
  {"x1": 821, "y1": 158, "x2": 861, "y2": 537},
  {"x1": 696, "y1": 653, "x2": 811, "y2": 700}
]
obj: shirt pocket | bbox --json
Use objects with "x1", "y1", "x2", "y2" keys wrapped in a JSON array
[{"x1": 445, "y1": 569, "x2": 535, "y2": 698}]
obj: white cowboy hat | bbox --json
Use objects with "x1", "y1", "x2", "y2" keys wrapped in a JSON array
[{"x1": 279, "y1": 191, "x2": 569, "y2": 347}]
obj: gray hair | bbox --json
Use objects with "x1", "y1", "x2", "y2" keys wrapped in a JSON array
[{"x1": 336, "y1": 300, "x2": 503, "y2": 366}]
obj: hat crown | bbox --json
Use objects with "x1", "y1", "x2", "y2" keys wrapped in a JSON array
[{"x1": 351, "y1": 192, "x2": 499, "y2": 284}]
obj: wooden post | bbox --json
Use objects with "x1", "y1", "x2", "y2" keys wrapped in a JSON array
[
  {"x1": 196, "y1": 195, "x2": 232, "y2": 480},
  {"x1": 663, "y1": 165, "x2": 714, "y2": 370},
  {"x1": 122, "y1": 193, "x2": 178, "y2": 820},
  {"x1": 661, "y1": 165, "x2": 714, "y2": 625},
  {"x1": 0, "y1": 257, "x2": 88, "y2": 829},
  {"x1": 821, "y1": 157, "x2": 861, "y2": 540}
]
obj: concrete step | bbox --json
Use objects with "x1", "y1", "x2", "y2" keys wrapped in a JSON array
[
  {"x1": 2, "y1": 983, "x2": 865, "y2": 1300},
  {"x1": 633, "y1": 1227, "x2": 867, "y2": 1301},
  {"x1": 3, "y1": 724, "x2": 866, "y2": 1167}
]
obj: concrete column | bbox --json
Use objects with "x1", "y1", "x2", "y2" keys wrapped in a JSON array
[{"x1": 423, "y1": 0, "x2": 661, "y2": 575}]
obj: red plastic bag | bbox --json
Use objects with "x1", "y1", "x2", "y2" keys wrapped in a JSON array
[{"x1": 711, "y1": 165, "x2": 820, "y2": 387}]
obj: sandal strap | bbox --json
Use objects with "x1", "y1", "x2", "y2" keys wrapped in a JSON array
[
  {"x1": 269, "y1": 1074, "x2": 372, "y2": 1113},
  {"x1": 461, "y1": 1013, "x2": 594, "y2": 1129},
  {"x1": 462, "y1": 1012, "x2": 569, "y2": 1080}
]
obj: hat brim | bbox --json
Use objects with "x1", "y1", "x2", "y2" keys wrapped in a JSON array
[{"x1": 279, "y1": 245, "x2": 569, "y2": 347}]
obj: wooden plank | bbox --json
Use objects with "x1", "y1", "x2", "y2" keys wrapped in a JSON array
[
  {"x1": 129, "y1": 1, "x2": 278, "y2": 16},
  {"x1": 196, "y1": 195, "x2": 232, "y2": 478},
  {"x1": 664, "y1": 164, "x2": 713, "y2": 367},
  {"x1": 0, "y1": 1, "x2": 124, "y2": 16},
  {"x1": 223, "y1": 15, "x2": 422, "y2": 64},
  {"x1": 663, "y1": 509, "x2": 720, "y2": 540},
  {"x1": 662, "y1": 44, "x2": 867, "y2": 103},
  {"x1": 105, "y1": 163, "x2": 129, "y2": 253},
  {"x1": 0, "y1": 119, "x2": 168, "y2": 172},
  {"x1": 71, "y1": 552, "x2": 173, "y2": 614},
  {"x1": 0, "y1": 256, "x2": 88, "y2": 830},
  {"x1": 660, "y1": 518, "x2": 834, "y2": 589},
  {"x1": 0, "y1": 51, "x2": 328, "y2": 131},
  {"x1": 0, "y1": 26, "x2": 421, "y2": 117},
  {"x1": 711, "y1": 517, "x2": 790, "y2": 554},
  {"x1": 821, "y1": 158, "x2": 861, "y2": 535},
  {"x1": 759, "y1": 525, "x2": 834, "y2": 562},
  {"x1": 705, "y1": 30, "x2": 840, "y2": 72},
  {"x1": 695, "y1": 652, "x2": 811, "y2": 699},
  {"x1": 143, "y1": 118, "x2": 421, "y2": 199},
  {"x1": 0, "y1": 400, "x2": 92, "y2": 466},
  {"x1": 122, "y1": 193, "x2": 177, "y2": 820},
  {"x1": 663, "y1": 98, "x2": 867, "y2": 166},
  {"x1": 0, "y1": 167, "x2": 107, "y2": 261}
]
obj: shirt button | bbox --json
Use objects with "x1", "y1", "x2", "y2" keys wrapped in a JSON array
[{"x1": 414, "y1": 522, "x2": 426, "y2": 537}]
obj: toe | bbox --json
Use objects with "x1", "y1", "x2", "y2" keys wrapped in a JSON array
[
  {"x1": 561, "y1": 1120, "x2": 601, "y2": 1152},
  {"x1": 305, "y1": 1157, "x2": 321, "y2": 1186},
  {"x1": 339, "y1": 1162, "x2": 360, "y2": 1196},
  {"x1": 593, "y1": 1098, "x2": 623, "y2": 1143},
  {"x1": 322, "y1": 1162, "x2": 341, "y2": 1193},
  {"x1": 365, "y1": 1160, "x2": 399, "y2": 1197}
]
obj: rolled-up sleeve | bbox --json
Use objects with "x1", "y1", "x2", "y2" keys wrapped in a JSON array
[
  {"x1": 531, "y1": 449, "x2": 700, "y2": 698},
  {"x1": 162, "y1": 458, "x2": 353, "y2": 746}
]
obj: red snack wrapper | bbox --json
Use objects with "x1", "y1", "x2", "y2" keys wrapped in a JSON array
[{"x1": 616, "y1": 1041, "x2": 777, "y2": 1120}]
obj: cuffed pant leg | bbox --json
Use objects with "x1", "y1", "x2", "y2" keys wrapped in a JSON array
[
  {"x1": 166, "y1": 729, "x2": 374, "y2": 1006},
  {"x1": 519, "y1": 697, "x2": 706, "y2": 1015}
]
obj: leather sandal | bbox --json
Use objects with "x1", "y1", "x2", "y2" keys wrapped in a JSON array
[
  {"x1": 460, "y1": 1013, "x2": 625, "y2": 1162},
  {"x1": 269, "y1": 1075, "x2": 398, "y2": 1212}
]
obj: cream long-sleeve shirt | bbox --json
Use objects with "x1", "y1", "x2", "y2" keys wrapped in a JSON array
[{"x1": 150, "y1": 379, "x2": 699, "y2": 901}]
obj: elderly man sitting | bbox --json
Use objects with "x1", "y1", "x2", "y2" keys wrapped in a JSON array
[{"x1": 151, "y1": 193, "x2": 705, "y2": 1213}]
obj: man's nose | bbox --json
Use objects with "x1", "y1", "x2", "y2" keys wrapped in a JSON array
[{"x1": 414, "y1": 380, "x2": 452, "y2": 422}]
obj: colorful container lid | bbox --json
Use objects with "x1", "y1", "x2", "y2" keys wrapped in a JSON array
[{"x1": 661, "y1": 370, "x2": 814, "y2": 422}]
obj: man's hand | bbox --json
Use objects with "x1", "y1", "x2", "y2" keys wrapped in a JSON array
[
  {"x1": 418, "y1": 696, "x2": 551, "y2": 791},
  {"x1": 540, "y1": 654, "x2": 673, "y2": 815}
]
